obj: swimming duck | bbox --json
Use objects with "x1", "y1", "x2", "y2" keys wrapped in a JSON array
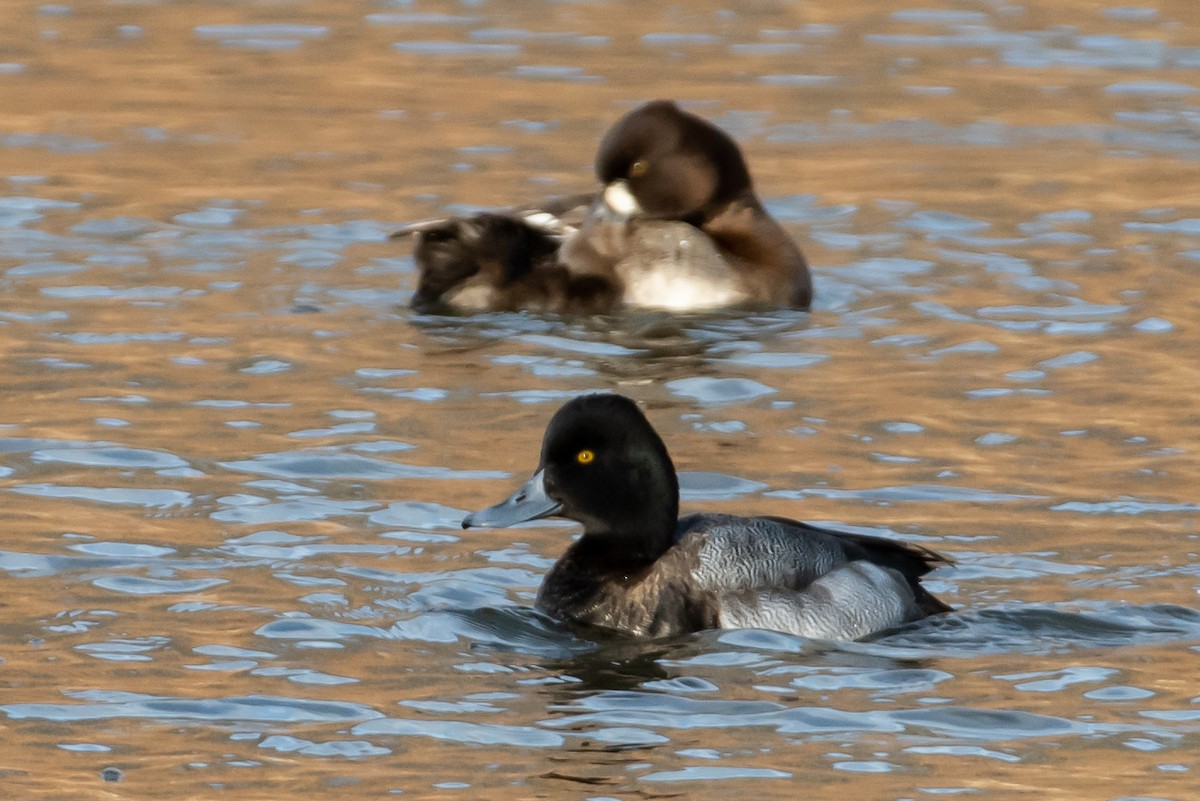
[
  {"x1": 397, "y1": 101, "x2": 812, "y2": 313},
  {"x1": 565, "y1": 100, "x2": 812, "y2": 309},
  {"x1": 462, "y1": 394, "x2": 951, "y2": 640}
]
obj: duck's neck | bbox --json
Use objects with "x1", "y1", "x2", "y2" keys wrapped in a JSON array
[
  {"x1": 574, "y1": 514, "x2": 677, "y2": 572},
  {"x1": 582, "y1": 459, "x2": 680, "y2": 566},
  {"x1": 535, "y1": 502, "x2": 677, "y2": 624}
]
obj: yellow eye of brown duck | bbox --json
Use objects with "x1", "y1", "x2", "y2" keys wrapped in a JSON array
[
  {"x1": 576, "y1": 449, "x2": 595, "y2": 465},
  {"x1": 629, "y1": 160, "x2": 648, "y2": 178}
]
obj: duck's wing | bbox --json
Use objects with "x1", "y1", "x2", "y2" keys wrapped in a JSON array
[
  {"x1": 716, "y1": 562, "x2": 924, "y2": 641},
  {"x1": 391, "y1": 193, "x2": 595, "y2": 240},
  {"x1": 676, "y1": 513, "x2": 952, "y2": 638},
  {"x1": 534, "y1": 192, "x2": 597, "y2": 225},
  {"x1": 679, "y1": 513, "x2": 950, "y2": 583},
  {"x1": 760, "y1": 515, "x2": 953, "y2": 579}
]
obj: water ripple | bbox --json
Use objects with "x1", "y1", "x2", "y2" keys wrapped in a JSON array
[
  {"x1": 1, "y1": 691, "x2": 381, "y2": 724},
  {"x1": 9, "y1": 484, "x2": 193, "y2": 509},
  {"x1": 31, "y1": 446, "x2": 188, "y2": 469},
  {"x1": 768, "y1": 484, "x2": 1043, "y2": 504},
  {"x1": 92, "y1": 575, "x2": 228, "y2": 595},
  {"x1": 352, "y1": 717, "x2": 563, "y2": 747},
  {"x1": 219, "y1": 449, "x2": 505, "y2": 480}
]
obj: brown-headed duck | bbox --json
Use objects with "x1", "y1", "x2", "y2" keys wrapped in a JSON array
[{"x1": 397, "y1": 101, "x2": 811, "y2": 313}]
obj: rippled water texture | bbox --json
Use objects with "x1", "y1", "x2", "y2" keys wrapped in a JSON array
[{"x1": 2, "y1": 1, "x2": 1199, "y2": 799}]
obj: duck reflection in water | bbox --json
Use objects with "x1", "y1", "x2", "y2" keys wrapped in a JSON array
[
  {"x1": 398, "y1": 100, "x2": 812, "y2": 314},
  {"x1": 463, "y1": 393, "x2": 952, "y2": 642}
]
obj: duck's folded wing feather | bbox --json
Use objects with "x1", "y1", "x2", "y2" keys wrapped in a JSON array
[
  {"x1": 679, "y1": 513, "x2": 860, "y2": 592},
  {"x1": 715, "y1": 562, "x2": 917, "y2": 640},
  {"x1": 678, "y1": 512, "x2": 952, "y2": 615},
  {"x1": 391, "y1": 193, "x2": 595, "y2": 239},
  {"x1": 760, "y1": 515, "x2": 953, "y2": 577}
]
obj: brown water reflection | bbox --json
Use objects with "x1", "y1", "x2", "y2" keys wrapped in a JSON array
[{"x1": 3, "y1": 0, "x2": 1200, "y2": 799}]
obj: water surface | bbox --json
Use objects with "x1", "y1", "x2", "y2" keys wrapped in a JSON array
[{"x1": 2, "y1": 1, "x2": 1199, "y2": 799}]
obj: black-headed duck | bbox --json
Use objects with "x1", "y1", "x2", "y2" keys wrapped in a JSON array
[{"x1": 463, "y1": 394, "x2": 950, "y2": 640}]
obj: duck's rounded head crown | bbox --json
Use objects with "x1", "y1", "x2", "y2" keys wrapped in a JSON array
[
  {"x1": 540, "y1": 394, "x2": 679, "y2": 550},
  {"x1": 595, "y1": 100, "x2": 754, "y2": 222}
]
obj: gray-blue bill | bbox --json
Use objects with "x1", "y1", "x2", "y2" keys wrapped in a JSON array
[{"x1": 462, "y1": 469, "x2": 562, "y2": 529}]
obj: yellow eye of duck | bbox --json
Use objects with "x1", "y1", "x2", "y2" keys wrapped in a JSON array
[
  {"x1": 629, "y1": 160, "x2": 648, "y2": 178},
  {"x1": 576, "y1": 449, "x2": 595, "y2": 465}
]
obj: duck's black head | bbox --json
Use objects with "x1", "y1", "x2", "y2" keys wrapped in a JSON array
[
  {"x1": 594, "y1": 100, "x2": 754, "y2": 224},
  {"x1": 463, "y1": 394, "x2": 680, "y2": 561}
]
